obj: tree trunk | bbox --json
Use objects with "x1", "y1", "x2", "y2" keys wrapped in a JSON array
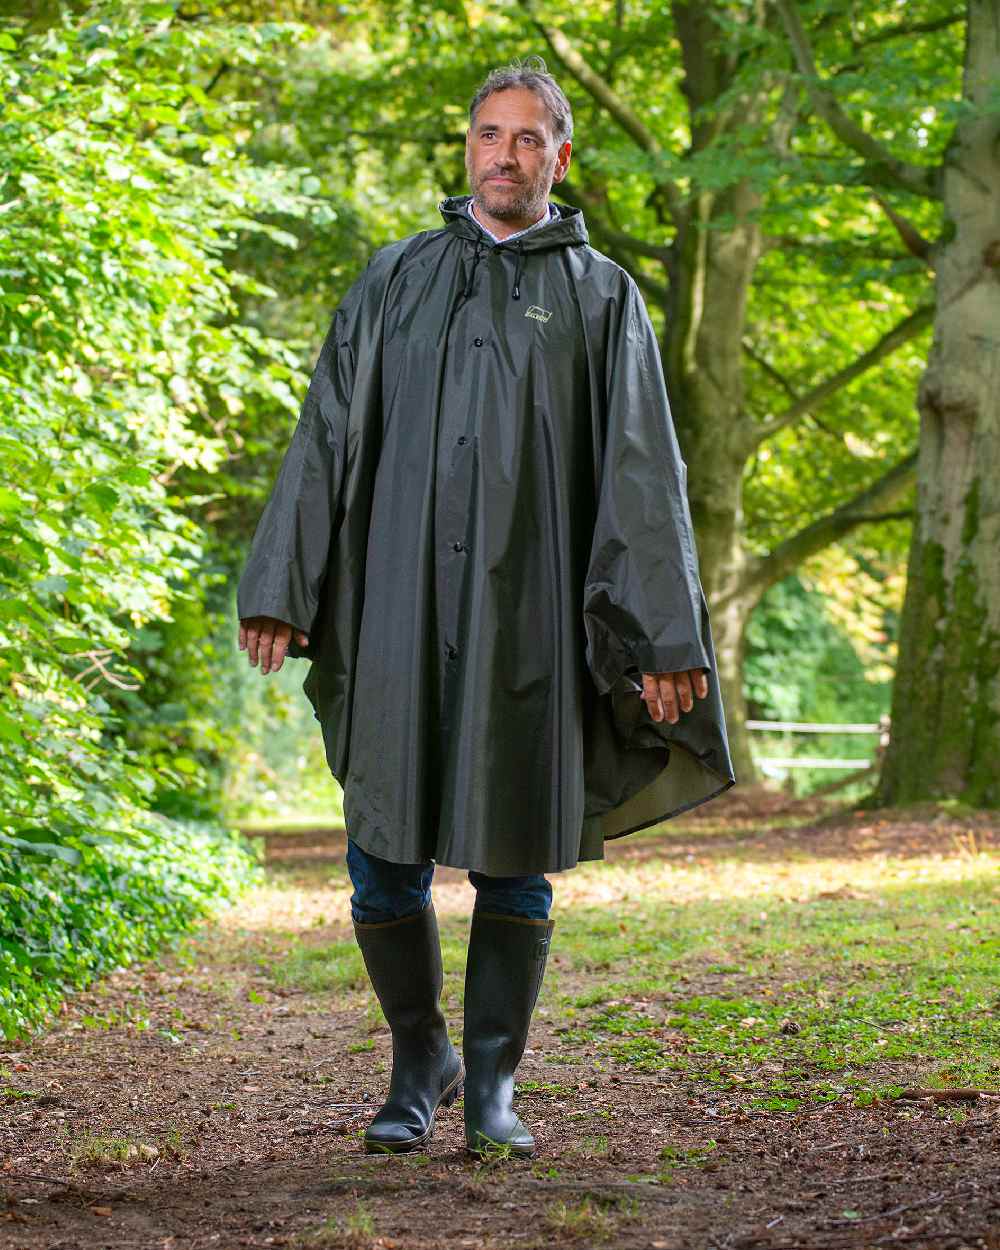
[
  {"x1": 664, "y1": 177, "x2": 762, "y2": 784},
  {"x1": 878, "y1": 0, "x2": 1000, "y2": 806},
  {"x1": 660, "y1": 3, "x2": 766, "y2": 784}
]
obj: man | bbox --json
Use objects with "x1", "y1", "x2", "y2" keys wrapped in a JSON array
[{"x1": 237, "y1": 58, "x2": 734, "y2": 1158}]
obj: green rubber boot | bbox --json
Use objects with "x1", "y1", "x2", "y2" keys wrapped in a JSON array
[
  {"x1": 353, "y1": 904, "x2": 464, "y2": 1153},
  {"x1": 462, "y1": 910, "x2": 555, "y2": 1157}
]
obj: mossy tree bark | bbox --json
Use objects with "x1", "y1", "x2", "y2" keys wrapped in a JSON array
[{"x1": 878, "y1": 0, "x2": 1000, "y2": 805}]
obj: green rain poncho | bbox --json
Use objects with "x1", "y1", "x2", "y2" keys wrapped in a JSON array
[{"x1": 237, "y1": 195, "x2": 735, "y2": 875}]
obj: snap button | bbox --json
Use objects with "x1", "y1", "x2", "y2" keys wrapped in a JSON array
[
  {"x1": 457, "y1": 436, "x2": 467, "y2": 445},
  {"x1": 452, "y1": 540, "x2": 465, "y2": 552},
  {"x1": 446, "y1": 643, "x2": 458, "y2": 659},
  {"x1": 473, "y1": 337, "x2": 484, "y2": 347}
]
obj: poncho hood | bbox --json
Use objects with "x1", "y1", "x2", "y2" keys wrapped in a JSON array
[
  {"x1": 439, "y1": 195, "x2": 590, "y2": 305},
  {"x1": 439, "y1": 194, "x2": 590, "y2": 251}
]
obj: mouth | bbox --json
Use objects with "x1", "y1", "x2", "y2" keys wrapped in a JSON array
[{"x1": 485, "y1": 176, "x2": 519, "y2": 184}]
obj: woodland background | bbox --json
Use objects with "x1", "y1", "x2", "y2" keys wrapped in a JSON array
[{"x1": 1, "y1": 0, "x2": 997, "y2": 1038}]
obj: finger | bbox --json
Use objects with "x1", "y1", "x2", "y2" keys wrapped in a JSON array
[
  {"x1": 295, "y1": 631, "x2": 309, "y2": 647},
  {"x1": 270, "y1": 632, "x2": 289, "y2": 673},
  {"x1": 657, "y1": 675, "x2": 679, "y2": 724},
  {"x1": 642, "y1": 673, "x2": 664, "y2": 722},
  {"x1": 259, "y1": 626, "x2": 275, "y2": 675},
  {"x1": 693, "y1": 669, "x2": 709, "y2": 699},
  {"x1": 239, "y1": 622, "x2": 246, "y2": 652},
  {"x1": 674, "y1": 670, "x2": 694, "y2": 714},
  {"x1": 246, "y1": 626, "x2": 259, "y2": 667}
]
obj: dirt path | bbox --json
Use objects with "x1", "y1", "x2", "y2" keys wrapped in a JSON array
[{"x1": 3, "y1": 802, "x2": 1000, "y2": 1249}]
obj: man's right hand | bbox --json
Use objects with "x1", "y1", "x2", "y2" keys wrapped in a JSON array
[{"x1": 239, "y1": 616, "x2": 310, "y2": 675}]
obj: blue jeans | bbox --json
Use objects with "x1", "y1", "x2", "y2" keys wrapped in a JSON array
[{"x1": 346, "y1": 838, "x2": 552, "y2": 924}]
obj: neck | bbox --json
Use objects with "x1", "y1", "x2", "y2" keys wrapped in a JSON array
[{"x1": 470, "y1": 197, "x2": 548, "y2": 241}]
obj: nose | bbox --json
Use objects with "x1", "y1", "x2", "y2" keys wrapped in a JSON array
[{"x1": 496, "y1": 135, "x2": 519, "y2": 165}]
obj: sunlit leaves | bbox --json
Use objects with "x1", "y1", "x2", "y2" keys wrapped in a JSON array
[{"x1": 0, "y1": 1, "x2": 307, "y2": 1037}]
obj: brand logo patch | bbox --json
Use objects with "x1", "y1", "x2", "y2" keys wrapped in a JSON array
[{"x1": 525, "y1": 305, "x2": 552, "y2": 322}]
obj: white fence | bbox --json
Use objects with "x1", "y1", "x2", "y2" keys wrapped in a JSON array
[{"x1": 750, "y1": 715, "x2": 890, "y2": 779}]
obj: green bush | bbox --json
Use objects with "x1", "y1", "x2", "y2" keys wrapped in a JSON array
[
  {"x1": 0, "y1": 5, "x2": 315, "y2": 1036},
  {"x1": 0, "y1": 817, "x2": 262, "y2": 1040}
]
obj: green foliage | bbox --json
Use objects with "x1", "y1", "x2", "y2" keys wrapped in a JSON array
[
  {"x1": 0, "y1": 3, "x2": 316, "y2": 1035},
  {"x1": 744, "y1": 575, "x2": 892, "y2": 790},
  {"x1": 0, "y1": 816, "x2": 261, "y2": 1040},
  {"x1": 220, "y1": 589, "x2": 345, "y2": 824},
  {"x1": 746, "y1": 573, "x2": 893, "y2": 721}
]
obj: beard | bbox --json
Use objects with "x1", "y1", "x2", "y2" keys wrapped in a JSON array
[{"x1": 466, "y1": 151, "x2": 556, "y2": 222}]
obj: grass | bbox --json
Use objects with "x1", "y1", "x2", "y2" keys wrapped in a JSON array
[
  {"x1": 572, "y1": 1134, "x2": 609, "y2": 1158},
  {"x1": 232, "y1": 803, "x2": 1000, "y2": 1121},
  {"x1": 270, "y1": 939, "x2": 367, "y2": 994},
  {"x1": 657, "y1": 1141, "x2": 718, "y2": 1181},
  {"x1": 547, "y1": 851, "x2": 1000, "y2": 1103},
  {"x1": 543, "y1": 1193, "x2": 639, "y2": 1240},
  {"x1": 292, "y1": 1201, "x2": 375, "y2": 1248},
  {"x1": 68, "y1": 1134, "x2": 159, "y2": 1170}
]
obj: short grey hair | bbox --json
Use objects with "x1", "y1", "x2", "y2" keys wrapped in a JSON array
[{"x1": 468, "y1": 55, "x2": 573, "y2": 147}]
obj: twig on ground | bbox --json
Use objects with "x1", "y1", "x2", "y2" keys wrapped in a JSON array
[
  {"x1": 827, "y1": 1182, "x2": 973, "y2": 1227},
  {"x1": 4, "y1": 1169, "x2": 97, "y2": 1193},
  {"x1": 897, "y1": 1087, "x2": 985, "y2": 1101},
  {"x1": 826, "y1": 1171, "x2": 903, "y2": 1187},
  {"x1": 516, "y1": 1178, "x2": 679, "y2": 1204},
  {"x1": 856, "y1": 1016, "x2": 906, "y2": 1034},
  {"x1": 871, "y1": 1232, "x2": 980, "y2": 1247}
]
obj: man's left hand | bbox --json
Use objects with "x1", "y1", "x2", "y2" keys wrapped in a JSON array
[{"x1": 641, "y1": 669, "x2": 709, "y2": 723}]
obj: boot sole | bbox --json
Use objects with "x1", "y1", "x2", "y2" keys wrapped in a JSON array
[{"x1": 363, "y1": 1066, "x2": 465, "y2": 1155}]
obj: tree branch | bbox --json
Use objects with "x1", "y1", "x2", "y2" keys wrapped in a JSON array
[
  {"x1": 742, "y1": 340, "x2": 798, "y2": 400},
  {"x1": 762, "y1": 234, "x2": 912, "y2": 262},
  {"x1": 744, "y1": 304, "x2": 933, "y2": 452},
  {"x1": 851, "y1": 12, "x2": 964, "y2": 49},
  {"x1": 774, "y1": 0, "x2": 941, "y2": 200},
  {"x1": 843, "y1": 510, "x2": 915, "y2": 524},
  {"x1": 740, "y1": 455, "x2": 915, "y2": 600},
  {"x1": 559, "y1": 181, "x2": 672, "y2": 261},
  {"x1": 742, "y1": 453, "x2": 918, "y2": 599},
  {"x1": 516, "y1": 0, "x2": 685, "y2": 222},
  {"x1": 873, "y1": 196, "x2": 935, "y2": 268}
]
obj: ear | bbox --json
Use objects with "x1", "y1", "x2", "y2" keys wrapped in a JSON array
[{"x1": 551, "y1": 140, "x2": 572, "y2": 184}]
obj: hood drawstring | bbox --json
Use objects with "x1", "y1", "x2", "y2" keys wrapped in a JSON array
[
  {"x1": 511, "y1": 240, "x2": 525, "y2": 301},
  {"x1": 461, "y1": 234, "x2": 528, "y2": 303},
  {"x1": 462, "y1": 237, "x2": 484, "y2": 301}
]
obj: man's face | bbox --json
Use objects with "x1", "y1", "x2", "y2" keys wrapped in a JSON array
[{"x1": 465, "y1": 86, "x2": 571, "y2": 223}]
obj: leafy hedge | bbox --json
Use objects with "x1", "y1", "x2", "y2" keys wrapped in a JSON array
[
  {"x1": 0, "y1": 6, "x2": 318, "y2": 1037},
  {"x1": 0, "y1": 819, "x2": 262, "y2": 1040}
]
